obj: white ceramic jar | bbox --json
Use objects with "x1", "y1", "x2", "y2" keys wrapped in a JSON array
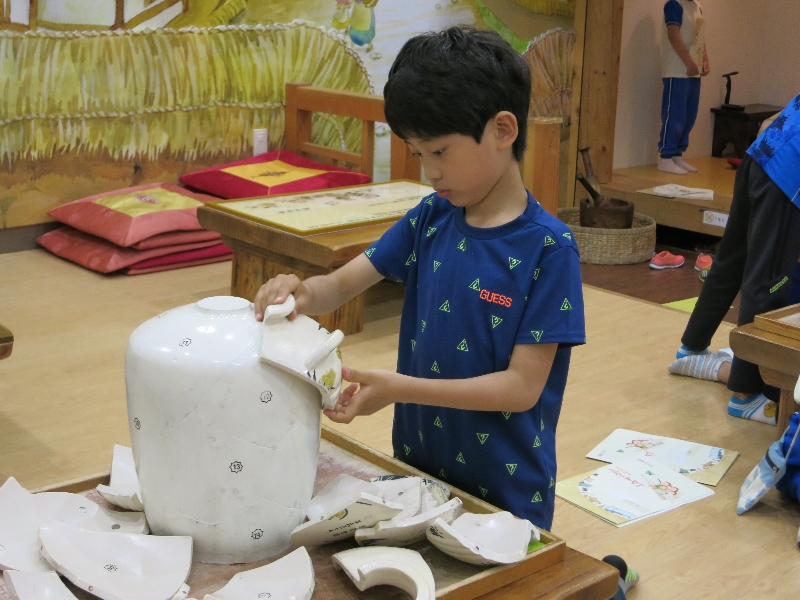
[{"x1": 126, "y1": 296, "x2": 342, "y2": 564}]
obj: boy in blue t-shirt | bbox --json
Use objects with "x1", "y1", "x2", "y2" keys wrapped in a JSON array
[{"x1": 254, "y1": 26, "x2": 585, "y2": 531}]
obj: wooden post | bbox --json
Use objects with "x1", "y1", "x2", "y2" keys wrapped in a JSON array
[
  {"x1": 522, "y1": 117, "x2": 562, "y2": 217},
  {"x1": 284, "y1": 83, "x2": 312, "y2": 154},
  {"x1": 360, "y1": 120, "x2": 375, "y2": 178},
  {"x1": 28, "y1": 0, "x2": 37, "y2": 30},
  {"x1": 576, "y1": 0, "x2": 624, "y2": 184},
  {"x1": 568, "y1": 0, "x2": 624, "y2": 206},
  {"x1": 113, "y1": 0, "x2": 125, "y2": 29}
]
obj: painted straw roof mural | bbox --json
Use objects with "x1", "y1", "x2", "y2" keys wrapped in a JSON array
[{"x1": 0, "y1": 0, "x2": 577, "y2": 229}]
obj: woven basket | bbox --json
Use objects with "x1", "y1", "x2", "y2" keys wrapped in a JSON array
[{"x1": 557, "y1": 208, "x2": 656, "y2": 265}]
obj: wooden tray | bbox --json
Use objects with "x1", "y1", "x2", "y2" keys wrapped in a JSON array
[
  {"x1": 16, "y1": 427, "x2": 565, "y2": 600},
  {"x1": 753, "y1": 302, "x2": 800, "y2": 342}
]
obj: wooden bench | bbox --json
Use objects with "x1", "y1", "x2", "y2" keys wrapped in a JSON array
[{"x1": 198, "y1": 84, "x2": 562, "y2": 334}]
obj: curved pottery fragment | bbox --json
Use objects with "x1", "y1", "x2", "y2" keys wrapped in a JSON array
[
  {"x1": 203, "y1": 546, "x2": 315, "y2": 600},
  {"x1": 355, "y1": 497, "x2": 463, "y2": 548},
  {"x1": 38, "y1": 520, "x2": 192, "y2": 600},
  {"x1": 259, "y1": 294, "x2": 344, "y2": 411},
  {"x1": 127, "y1": 296, "x2": 331, "y2": 564},
  {"x1": 291, "y1": 475, "x2": 404, "y2": 546},
  {"x1": 0, "y1": 477, "x2": 147, "y2": 573},
  {"x1": 96, "y1": 445, "x2": 144, "y2": 512},
  {"x1": 371, "y1": 477, "x2": 422, "y2": 522},
  {"x1": 332, "y1": 546, "x2": 435, "y2": 600},
  {"x1": 425, "y1": 511, "x2": 539, "y2": 565},
  {"x1": 3, "y1": 570, "x2": 79, "y2": 600}
]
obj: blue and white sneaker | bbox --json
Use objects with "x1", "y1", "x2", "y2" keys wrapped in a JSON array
[
  {"x1": 728, "y1": 393, "x2": 777, "y2": 426},
  {"x1": 675, "y1": 345, "x2": 710, "y2": 360}
]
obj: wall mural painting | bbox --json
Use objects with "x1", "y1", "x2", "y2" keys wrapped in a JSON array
[{"x1": 0, "y1": 0, "x2": 576, "y2": 229}]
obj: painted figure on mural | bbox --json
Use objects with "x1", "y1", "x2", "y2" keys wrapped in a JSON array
[
  {"x1": 332, "y1": 0, "x2": 378, "y2": 50},
  {"x1": 657, "y1": 0, "x2": 709, "y2": 175}
]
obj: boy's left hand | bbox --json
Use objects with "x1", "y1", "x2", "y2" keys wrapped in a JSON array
[{"x1": 323, "y1": 366, "x2": 397, "y2": 423}]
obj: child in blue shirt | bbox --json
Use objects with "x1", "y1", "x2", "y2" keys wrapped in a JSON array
[{"x1": 254, "y1": 26, "x2": 585, "y2": 532}]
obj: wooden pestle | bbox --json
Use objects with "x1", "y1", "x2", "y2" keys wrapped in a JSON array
[{"x1": 576, "y1": 173, "x2": 609, "y2": 207}]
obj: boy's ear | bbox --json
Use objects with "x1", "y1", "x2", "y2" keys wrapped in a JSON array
[{"x1": 491, "y1": 111, "x2": 519, "y2": 150}]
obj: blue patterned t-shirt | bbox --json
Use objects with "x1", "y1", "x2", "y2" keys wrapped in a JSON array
[
  {"x1": 747, "y1": 94, "x2": 800, "y2": 205},
  {"x1": 365, "y1": 191, "x2": 585, "y2": 529}
]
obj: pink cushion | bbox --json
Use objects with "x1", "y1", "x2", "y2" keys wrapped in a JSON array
[
  {"x1": 124, "y1": 243, "x2": 232, "y2": 275},
  {"x1": 179, "y1": 150, "x2": 371, "y2": 199},
  {"x1": 37, "y1": 227, "x2": 220, "y2": 274},
  {"x1": 130, "y1": 229, "x2": 220, "y2": 250},
  {"x1": 47, "y1": 183, "x2": 219, "y2": 248}
]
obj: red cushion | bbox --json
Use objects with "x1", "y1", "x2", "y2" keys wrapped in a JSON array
[
  {"x1": 124, "y1": 243, "x2": 232, "y2": 275},
  {"x1": 47, "y1": 183, "x2": 219, "y2": 248},
  {"x1": 37, "y1": 227, "x2": 221, "y2": 274},
  {"x1": 178, "y1": 150, "x2": 371, "y2": 199}
]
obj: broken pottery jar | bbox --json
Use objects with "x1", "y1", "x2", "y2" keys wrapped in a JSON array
[{"x1": 126, "y1": 295, "x2": 343, "y2": 564}]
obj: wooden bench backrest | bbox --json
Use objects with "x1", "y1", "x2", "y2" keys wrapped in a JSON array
[
  {"x1": 284, "y1": 82, "x2": 421, "y2": 182},
  {"x1": 285, "y1": 83, "x2": 561, "y2": 216}
]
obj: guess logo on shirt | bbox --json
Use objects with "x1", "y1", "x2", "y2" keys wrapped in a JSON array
[{"x1": 479, "y1": 288, "x2": 512, "y2": 308}]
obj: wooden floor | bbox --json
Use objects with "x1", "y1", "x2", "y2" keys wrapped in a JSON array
[
  {"x1": 581, "y1": 249, "x2": 741, "y2": 325},
  {"x1": 604, "y1": 157, "x2": 736, "y2": 236},
  {"x1": 2, "y1": 250, "x2": 800, "y2": 599}
]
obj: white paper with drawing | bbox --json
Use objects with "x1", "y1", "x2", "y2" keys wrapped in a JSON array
[
  {"x1": 586, "y1": 429, "x2": 738, "y2": 486},
  {"x1": 555, "y1": 457, "x2": 714, "y2": 527}
]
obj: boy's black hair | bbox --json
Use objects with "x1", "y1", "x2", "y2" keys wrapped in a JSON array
[{"x1": 384, "y1": 26, "x2": 532, "y2": 162}]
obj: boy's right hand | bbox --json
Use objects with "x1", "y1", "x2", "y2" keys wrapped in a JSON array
[
  {"x1": 686, "y1": 61, "x2": 700, "y2": 77},
  {"x1": 253, "y1": 274, "x2": 310, "y2": 321}
]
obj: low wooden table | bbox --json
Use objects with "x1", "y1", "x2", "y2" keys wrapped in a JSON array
[
  {"x1": 729, "y1": 322, "x2": 799, "y2": 435},
  {"x1": 198, "y1": 181, "x2": 432, "y2": 335},
  {"x1": 0, "y1": 324, "x2": 12, "y2": 360},
  {"x1": 198, "y1": 206, "x2": 392, "y2": 335}
]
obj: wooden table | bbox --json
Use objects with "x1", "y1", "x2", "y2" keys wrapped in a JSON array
[
  {"x1": 478, "y1": 547, "x2": 617, "y2": 599},
  {"x1": 729, "y1": 321, "x2": 799, "y2": 435},
  {"x1": 0, "y1": 324, "x2": 12, "y2": 360},
  {"x1": 198, "y1": 205, "x2": 397, "y2": 335}
]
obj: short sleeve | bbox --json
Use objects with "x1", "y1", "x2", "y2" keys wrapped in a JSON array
[
  {"x1": 363, "y1": 199, "x2": 426, "y2": 284},
  {"x1": 664, "y1": 0, "x2": 683, "y2": 26},
  {"x1": 517, "y1": 245, "x2": 585, "y2": 347}
]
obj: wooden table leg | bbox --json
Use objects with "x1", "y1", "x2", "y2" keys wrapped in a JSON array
[
  {"x1": 228, "y1": 245, "x2": 364, "y2": 335},
  {"x1": 778, "y1": 389, "x2": 795, "y2": 435}
]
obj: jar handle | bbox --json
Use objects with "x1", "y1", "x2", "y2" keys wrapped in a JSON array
[
  {"x1": 264, "y1": 294, "x2": 296, "y2": 320},
  {"x1": 304, "y1": 330, "x2": 345, "y2": 371}
]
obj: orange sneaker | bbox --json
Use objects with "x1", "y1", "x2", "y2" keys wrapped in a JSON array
[
  {"x1": 649, "y1": 250, "x2": 685, "y2": 269},
  {"x1": 694, "y1": 253, "x2": 713, "y2": 271}
]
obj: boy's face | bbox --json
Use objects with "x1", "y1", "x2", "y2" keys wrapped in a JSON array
[{"x1": 405, "y1": 120, "x2": 511, "y2": 210}]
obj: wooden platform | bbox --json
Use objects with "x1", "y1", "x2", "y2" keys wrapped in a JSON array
[
  {"x1": 604, "y1": 156, "x2": 736, "y2": 235},
  {"x1": 3, "y1": 249, "x2": 800, "y2": 598}
]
